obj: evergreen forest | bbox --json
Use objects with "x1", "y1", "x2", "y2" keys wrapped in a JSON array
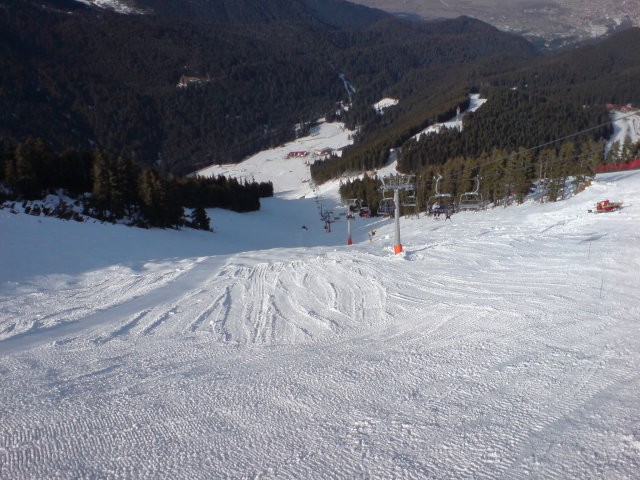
[
  {"x1": 330, "y1": 27, "x2": 640, "y2": 213},
  {"x1": 0, "y1": 137, "x2": 273, "y2": 229},
  {"x1": 0, "y1": 0, "x2": 535, "y2": 174}
]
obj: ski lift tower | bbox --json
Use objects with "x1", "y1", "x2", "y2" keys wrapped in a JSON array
[{"x1": 381, "y1": 173, "x2": 415, "y2": 254}]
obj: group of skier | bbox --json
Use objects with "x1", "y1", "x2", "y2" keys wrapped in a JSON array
[{"x1": 430, "y1": 203, "x2": 454, "y2": 221}]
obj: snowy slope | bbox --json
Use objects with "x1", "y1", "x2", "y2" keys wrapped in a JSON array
[
  {"x1": 1, "y1": 153, "x2": 639, "y2": 478},
  {"x1": 606, "y1": 107, "x2": 640, "y2": 156},
  {"x1": 373, "y1": 97, "x2": 399, "y2": 114},
  {"x1": 74, "y1": 0, "x2": 144, "y2": 14},
  {"x1": 413, "y1": 93, "x2": 487, "y2": 140},
  {"x1": 196, "y1": 121, "x2": 355, "y2": 201}
]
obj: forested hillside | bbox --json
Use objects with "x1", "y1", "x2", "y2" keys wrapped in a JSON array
[
  {"x1": 0, "y1": 0, "x2": 535, "y2": 174},
  {"x1": 129, "y1": 0, "x2": 390, "y2": 29},
  {"x1": 320, "y1": 27, "x2": 640, "y2": 182},
  {"x1": 333, "y1": 27, "x2": 640, "y2": 215},
  {"x1": 0, "y1": 137, "x2": 273, "y2": 228}
]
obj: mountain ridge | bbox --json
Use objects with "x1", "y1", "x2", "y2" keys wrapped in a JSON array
[
  {"x1": 0, "y1": 0, "x2": 538, "y2": 173},
  {"x1": 348, "y1": 0, "x2": 640, "y2": 50}
]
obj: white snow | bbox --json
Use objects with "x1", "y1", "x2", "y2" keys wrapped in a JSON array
[
  {"x1": 606, "y1": 107, "x2": 640, "y2": 157},
  {"x1": 196, "y1": 120, "x2": 355, "y2": 201},
  {"x1": 373, "y1": 97, "x2": 399, "y2": 114},
  {"x1": 1, "y1": 120, "x2": 640, "y2": 478},
  {"x1": 73, "y1": 0, "x2": 144, "y2": 15},
  {"x1": 414, "y1": 93, "x2": 487, "y2": 140}
]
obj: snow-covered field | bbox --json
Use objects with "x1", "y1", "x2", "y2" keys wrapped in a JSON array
[
  {"x1": 74, "y1": 0, "x2": 144, "y2": 15},
  {"x1": 196, "y1": 121, "x2": 355, "y2": 201},
  {"x1": 413, "y1": 93, "x2": 487, "y2": 140},
  {"x1": 373, "y1": 98, "x2": 399, "y2": 114},
  {"x1": 1, "y1": 120, "x2": 640, "y2": 477}
]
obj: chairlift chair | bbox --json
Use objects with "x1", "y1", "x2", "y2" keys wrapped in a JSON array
[
  {"x1": 427, "y1": 174, "x2": 452, "y2": 214},
  {"x1": 346, "y1": 198, "x2": 361, "y2": 213},
  {"x1": 458, "y1": 194, "x2": 483, "y2": 211},
  {"x1": 378, "y1": 198, "x2": 395, "y2": 216},
  {"x1": 377, "y1": 186, "x2": 395, "y2": 216},
  {"x1": 402, "y1": 188, "x2": 417, "y2": 208},
  {"x1": 458, "y1": 176, "x2": 483, "y2": 211}
]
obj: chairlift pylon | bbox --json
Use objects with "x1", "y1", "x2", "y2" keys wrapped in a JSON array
[{"x1": 380, "y1": 173, "x2": 415, "y2": 255}]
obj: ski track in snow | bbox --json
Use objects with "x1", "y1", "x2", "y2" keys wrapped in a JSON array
[{"x1": 1, "y1": 169, "x2": 640, "y2": 477}]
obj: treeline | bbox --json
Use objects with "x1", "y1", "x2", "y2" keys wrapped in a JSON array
[
  {"x1": 311, "y1": 89, "x2": 474, "y2": 183},
  {"x1": 311, "y1": 18, "x2": 540, "y2": 184},
  {"x1": 318, "y1": 28, "x2": 640, "y2": 187},
  {"x1": 0, "y1": 138, "x2": 273, "y2": 229},
  {"x1": 339, "y1": 137, "x2": 609, "y2": 215},
  {"x1": 399, "y1": 87, "x2": 612, "y2": 172},
  {"x1": 606, "y1": 134, "x2": 640, "y2": 163}
]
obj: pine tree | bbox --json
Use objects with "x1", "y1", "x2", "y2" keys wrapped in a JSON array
[
  {"x1": 621, "y1": 134, "x2": 634, "y2": 162},
  {"x1": 572, "y1": 139, "x2": 601, "y2": 192},
  {"x1": 0, "y1": 141, "x2": 7, "y2": 185},
  {"x1": 545, "y1": 148, "x2": 562, "y2": 202},
  {"x1": 138, "y1": 168, "x2": 164, "y2": 226},
  {"x1": 2, "y1": 142, "x2": 17, "y2": 194},
  {"x1": 92, "y1": 150, "x2": 112, "y2": 219},
  {"x1": 13, "y1": 137, "x2": 52, "y2": 199},
  {"x1": 191, "y1": 206, "x2": 211, "y2": 231},
  {"x1": 557, "y1": 140, "x2": 575, "y2": 200},
  {"x1": 138, "y1": 169, "x2": 183, "y2": 228},
  {"x1": 606, "y1": 140, "x2": 621, "y2": 164},
  {"x1": 486, "y1": 148, "x2": 508, "y2": 205},
  {"x1": 57, "y1": 149, "x2": 93, "y2": 195},
  {"x1": 108, "y1": 157, "x2": 126, "y2": 219},
  {"x1": 536, "y1": 149, "x2": 553, "y2": 203}
]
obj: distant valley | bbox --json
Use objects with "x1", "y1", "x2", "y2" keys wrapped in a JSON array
[
  {"x1": 1, "y1": 0, "x2": 639, "y2": 181},
  {"x1": 349, "y1": 0, "x2": 640, "y2": 49}
]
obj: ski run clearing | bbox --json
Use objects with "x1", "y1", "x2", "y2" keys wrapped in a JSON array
[
  {"x1": 1, "y1": 118, "x2": 640, "y2": 478},
  {"x1": 413, "y1": 94, "x2": 487, "y2": 140}
]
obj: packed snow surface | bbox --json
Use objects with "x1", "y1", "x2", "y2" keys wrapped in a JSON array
[{"x1": 1, "y1": 120, "x2": 640, "y2": 478}]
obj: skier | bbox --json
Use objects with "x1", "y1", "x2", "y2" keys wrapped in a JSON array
[{"x1": 445, "y1": 206, "x2": 453, "y2": 221}]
